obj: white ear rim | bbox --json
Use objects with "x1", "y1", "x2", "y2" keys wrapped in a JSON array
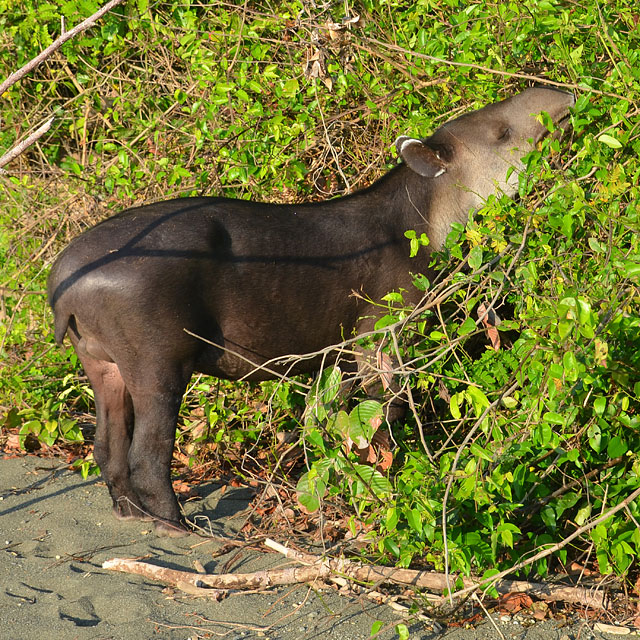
[
  {"x1": 395, "y1": 135, "x2": 447, "y2": 178},
  {"x1": 395, "y1": 136, "x2": 422, "y2": 155}
]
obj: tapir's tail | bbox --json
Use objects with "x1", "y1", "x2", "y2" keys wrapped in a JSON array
[
  {"x1": 52, "y1": 309, "x2": 71, "y2": 344},
  {"x1": 47, "y1": 259, "x2": 71, "y2": 345}
]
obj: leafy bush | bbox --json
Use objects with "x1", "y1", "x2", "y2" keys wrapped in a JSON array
[{"x1": 1, "y1": 0, "x2": 638, "y2": 587}]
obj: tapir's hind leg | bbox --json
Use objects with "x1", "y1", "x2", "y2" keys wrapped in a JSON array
[
  {"x1": 67, "y1": 318, "x2": 192, "y2": 535},
  {"x1": 72, "y1": 350, "x2": 147, "y2": 520}
]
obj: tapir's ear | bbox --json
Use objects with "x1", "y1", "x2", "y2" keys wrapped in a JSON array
[{"x1": 395, "y1": 136, "x2": 447, "y2": 178}]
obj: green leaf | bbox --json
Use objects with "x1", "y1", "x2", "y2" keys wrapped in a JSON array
[
  {"x1": 385, "y1": 507, "x2": 399, "y2": 531},
  {"x1": 470, "y1": 442, "x2": 493, "y2": 462},
  {"x1": 381, "y1": 291, "x2": 404, "y2": 304},
  {"x1": 404, "y1": 229, "x2": 429, "y2": 257},
  {"x1": 457, "y1": 317, "x2": 477, "y2": 336},
  {"x1": 467, "y1": 245, "x2": 483, "y2": 270},
  {"x1": 496, "y1": 523, "x2": 521, "y2": 549},
  {"x1": 306, "y1": 428, "x2": 326, "y2": 452},
  {"x1": 467, "y1": 385, "x2": 490, "y2": 414},
  {"x1": 384, "y1": 537, "x2": 400, "y2": 557},
  {"x1": 282, "y1": 78, "x2": 299, "y2": 98},
  {"x1": 607, "y1": 436, "x2": 627, "y2": 458},
  {"x1": 311, "y1": 366, "x2": 342, "y2": 406},
  {"x1": 566, "y1": 449, "x2": 579, "y2": 462},
  {"x1": 353, "y1": 464, "x2": 392, "y2": 498},
  {"x1": 575, "y1": 503, "x2": 592, "y2": 526},
  {"x1": 569, "y1": 43, "x2": 583, "y2": 65},
  {"x1": 555, "y1": 491, "x2": 580, "y2": 517},
  {"x1": 450, "y1": 393, "x2": 463, "y2": 419},
  {"x1": 374, "y1": 314, "x2": 397, "y2": 330},
  {"x1": 296, "y1": 470, "x2": 327, "y2": 513},
  {"x1": 406, "y1": 508, "x2": 422, "y2": 534},
  {"x1": 593, "y1": 396, "x2": 606, "y2": 417},
  {"x1": 536, "y1": 421, "x2": 553, "y2": 446},
  {"x1": 597, "y1": 133, "x2": 622, "y2": 148},
  {"x1": 622, "y1": 260, "x2": 640, "y2": 280},
  {"x1": 543, "y1": 412, "x2": 564, "y2": 425},
  {"x1": 330, "y1": 410, "x2": 350, "y2": 437},
  {"x1": 588, "y1": 423, "x2": 602, "y2": 453},
  {"x1": 563, "y1": 350, "x2": 578, "y2": 382},
  {"x1": 588, "y1": 237, "x2": 604, "y2": 253},
  {"x1": 395, "y1": 623, "x2": 410, "y2": 640},
  {"x1": 541, "y1": 505, "x2": 557, "y2": 530},
  {"x1": 479, "y1": 569, "x2": 501, "y2": 598}
]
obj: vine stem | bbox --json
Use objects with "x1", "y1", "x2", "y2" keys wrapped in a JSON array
[{"x1": 357, "y1": 37, "x2": 631, "y2": 102}]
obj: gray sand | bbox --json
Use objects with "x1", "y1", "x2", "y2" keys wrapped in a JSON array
[{"x1": 0, "y1": 455, "x2": 628, "y2": 639}]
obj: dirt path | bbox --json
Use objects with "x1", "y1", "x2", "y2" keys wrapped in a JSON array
[{"x1": 0, "y1": 455, "x2": 624, "y2": 640}]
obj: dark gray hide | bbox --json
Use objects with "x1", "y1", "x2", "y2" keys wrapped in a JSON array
[{"x1": 48, "y1": 88, "x2": 574, "y2": 534}]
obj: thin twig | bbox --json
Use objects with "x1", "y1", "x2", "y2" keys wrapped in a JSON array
[
  {"x1": 451, "y1": 484, "x2": 640, "y2": 603},
  {"x1": 358, "y1": 37, "x2": 632, "y2": 102},
  {"x1": 0, "y1": 0, "x2": 126, "y2": 97},
  {"x1": 472, "y1": 593, "x2": 506, "y2": 640}
]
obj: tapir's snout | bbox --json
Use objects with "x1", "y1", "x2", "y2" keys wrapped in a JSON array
[
  {"x1": 509, "y1": 87, "x2": 575, "y2": 142},
  {"x1": 541, "y1": 90, "x2": 575, "y2": 143}
]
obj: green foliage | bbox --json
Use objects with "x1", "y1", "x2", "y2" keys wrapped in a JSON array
[
  {"x1": 1, "y1": 0, "x2": 639, "y2": 591},
  {"x1": 298, "y1": 367, "x2": 391, "y2": 515}
]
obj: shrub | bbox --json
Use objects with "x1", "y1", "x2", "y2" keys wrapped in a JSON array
[{"x1": 1, "y1": 0, "x2": 638, "y2": 583}]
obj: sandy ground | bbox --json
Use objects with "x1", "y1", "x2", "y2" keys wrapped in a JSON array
[{"x1": 0, "y1": 455, "x2": 629, "y2": 640}]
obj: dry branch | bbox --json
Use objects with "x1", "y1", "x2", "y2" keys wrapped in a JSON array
[
  {"x1": 263, "y1": 539, "x2": 608, "y2": 609},
  {"x1": 103, "y1": 556, "x2": 331, "y2": 595},
  {"x1": 0, "y1": 116, "x2": 55, "y2": 171},
  {"x1": 103, "y1": 538, "x2": 611, "y2": 610},
  {"x1": 0, "y1": 0, "x2": 125, "y2": 97}
]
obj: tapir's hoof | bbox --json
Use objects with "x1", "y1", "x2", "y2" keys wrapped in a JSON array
[
  {"x1": 154, "y1": 519, "x2": 190, "y2": 537},
  {"x1": 113, "y1": 503, "x2": 153, "y2": 522}
]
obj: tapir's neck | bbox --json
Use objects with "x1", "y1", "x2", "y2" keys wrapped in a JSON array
[{"x1": 343, "y1": 163, "x2": 472, "y2": 252}]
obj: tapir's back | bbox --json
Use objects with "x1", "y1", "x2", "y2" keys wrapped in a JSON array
[{"x1": 46, "y1": 194, "x2": 397, "y2": 378}]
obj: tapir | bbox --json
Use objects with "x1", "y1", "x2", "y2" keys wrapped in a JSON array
[{"x1": 48, "y1": 87, "x2": 574, "y2": 535}]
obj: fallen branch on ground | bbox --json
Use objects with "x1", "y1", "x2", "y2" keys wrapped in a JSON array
[
  {"x1": 103, "y1": 538, "x2": 611, "y2": 610},
  {"x1": 102, "y1": 554, "x2": 332, "y2": 598}
]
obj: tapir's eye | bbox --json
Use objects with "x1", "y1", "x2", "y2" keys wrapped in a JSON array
[{"x1": 498, "y1": 127, "x2": 512, "y2": 141}]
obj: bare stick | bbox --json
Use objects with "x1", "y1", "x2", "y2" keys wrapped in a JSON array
[
  {"x1": 0, "y1": 116, "x2": 55, "y2": 171},
  {"x1": 0, "y1": 0, "x2": 125, "y2": 97},
  {"x1": 104, "y1": 536, "x2": 610, "y2": 610},
  {"x1": 103, "y1": 557, "x2": 331, "y2": 593}
]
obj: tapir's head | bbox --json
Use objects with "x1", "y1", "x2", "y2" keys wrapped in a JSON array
[{"x1": 396, "y1": 87, "x2": 575, "y2": 247}]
